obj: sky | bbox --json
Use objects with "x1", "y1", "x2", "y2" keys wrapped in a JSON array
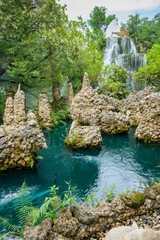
[{"x1": 59, "y1": 0, "x2": 160, "y2": 24}]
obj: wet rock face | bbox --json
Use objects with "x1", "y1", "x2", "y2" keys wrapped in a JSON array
[
  {"x1": 65, "y1": 73, "x2": 130, "y2": 149},
  {"x1": 37, "y1": 92, "x2": 53, "y2": 128},
  {"x1": 0, "y1": 86, "x2": 47, "y2": 171}
]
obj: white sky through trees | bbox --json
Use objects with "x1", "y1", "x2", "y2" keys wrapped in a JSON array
[{"x1": 59, "y1": 0, "x2": 160, "y2": 23}]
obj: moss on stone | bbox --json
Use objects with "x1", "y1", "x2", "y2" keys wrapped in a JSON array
[{"x1": 121, "y1": 191, "x2": 145, "y2": 209}]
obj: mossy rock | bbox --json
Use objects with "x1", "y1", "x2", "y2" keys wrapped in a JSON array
[
  {"x1": 64, "y1": 136, "x2": 86, "y2": 149},
  {"x1": 41, "y1": 90, "x2": 47, "y2": 94},
  {"x1": 121, "y1": 191, "x2": 145, "y2": 209},
  {"x1": 144, "y1": 183, "x2": 160, "y2": 200}
]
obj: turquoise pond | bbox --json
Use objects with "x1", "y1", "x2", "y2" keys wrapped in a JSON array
[{"x1": 0, "y1": 121, "x2": 160, "y2": 230}]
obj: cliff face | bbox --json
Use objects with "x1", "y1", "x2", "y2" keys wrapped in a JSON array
[{"x1": 0, "y1": 85, "x2": 47, "y2": 171}]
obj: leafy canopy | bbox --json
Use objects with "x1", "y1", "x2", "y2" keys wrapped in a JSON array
[
  {"x1": 135, "y1": 44, "x2": 160, "y2": 90},
  {"x1": 121, "y1": 13, "x2": 160, "y2": 52}
]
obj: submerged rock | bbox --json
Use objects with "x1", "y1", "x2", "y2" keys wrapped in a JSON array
[{"x1": 0, "y1": 86, "x2": 47, "y2": 171}]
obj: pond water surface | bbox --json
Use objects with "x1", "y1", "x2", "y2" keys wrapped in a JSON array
[{"x1": 0, "y1": 121, "x2": 160, "y2": 230}]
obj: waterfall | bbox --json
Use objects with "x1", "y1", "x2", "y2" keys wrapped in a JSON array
[{"x1": 103, "y1": 37, "x2": 146, "y2": 90}]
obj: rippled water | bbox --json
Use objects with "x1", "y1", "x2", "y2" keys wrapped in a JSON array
[{"x1": 0, "y1": 121, "x2": 160, "y2": 229}]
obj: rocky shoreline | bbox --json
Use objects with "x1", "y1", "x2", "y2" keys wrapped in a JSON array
[{"x1": 22, "y1": 183, "x2": 160, "y2": 240}]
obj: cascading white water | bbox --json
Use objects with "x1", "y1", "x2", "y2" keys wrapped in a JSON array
[{"x1": 103, "y1": 37, "x2": 146, "y2": 90}]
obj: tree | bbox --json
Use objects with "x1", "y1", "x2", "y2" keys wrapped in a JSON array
[
  {"x1": 0, "y1": 0, "x2": 104, "y2": 97},
  {"x1": 99, "y1": 64, "x2": 129, "y2": 99},
  {"x1": 121, "y1": 13, "x2": 160, "y2": 52},
  {"x1": 88, "y1": 6, "x2": 116, "y2": 50},
  {"x1": 135, "y1": 44, "x2": 160, "y2": 90},
  {"x1": 88, "y1": 6, "x2": 116, "y2": 33},
  {"x1": 0, "y1": 0, "x2": 69, "y2": 90}
]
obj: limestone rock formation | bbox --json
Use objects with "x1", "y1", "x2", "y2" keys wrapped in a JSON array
[
  {"x1": 67, "y1": 82, "x2": 73, "y2": 110},
  {"x1": 0, "y1": 86, "x2": 47, "y2": 171},
  {"x1": 135, "y1": 92, "x2": 160, "y2": 143},
  {"x1": 65, "y1": 121, "x2": 103, "y2": 149},
  {"x1": 37, "y1": 92, "x2": 53, "y2": 128},
  {"x1": 65, "y1": 73, "x2": 130, "y2": 149},
  {"x1": 100, "y1": 110, "x2": 130, "y2": 134},
  {"x1": 120, "y1": 86, "x2": 154, "y2": 126}
]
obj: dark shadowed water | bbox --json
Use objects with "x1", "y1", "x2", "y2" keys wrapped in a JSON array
[{"x1": 0, "y1": 121, "x2": 160, "y2": 230}]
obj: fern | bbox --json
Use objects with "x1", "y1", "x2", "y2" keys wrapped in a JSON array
[
  {"x1": 0, "y1": 217, "x2": 23, "y2": 237},
  {"x1": 52, "y1": 109, "x2": 70, "y2": 126},
  {"x1": 28, "y1": 185, "x2": 61, "y2": 226},
  {"x1": 13, "y1": 181, "x2": 33, "y2": 228},
  {"x1": 0, "y1": 233, "x2": 10, "y2": 240}
]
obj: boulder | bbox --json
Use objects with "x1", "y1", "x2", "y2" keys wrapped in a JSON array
[
  {"x1": 96, "y1": 200, "x2": 113, "y2": 217},
  {"x1": 111, "y1": 196, "x2": 126, "y2": 213},
  {"x1": 65, "y1": 73, "x2": 130, "y2": 149},
  {"x1": 144, "y1": 183, "x2": 160, "y2": 200},
  {"x1": 121, "y1": 192, "x2": 145, "y2": 209},
  {"x1": 70, "y1": 204, "x2": 99, "y2": 225},
  {"x1": 104, "y1": 222, "x2": 138, "y2": 240},
  {"x1": 24, "y1": 218, "x2": 54, "y2": 240},
  {"x1": 123, "y1": 229, "x2": 160, "y2": 240},
  {"x1": 53, "y1": 208, "x2": 79, "y2": 238}
]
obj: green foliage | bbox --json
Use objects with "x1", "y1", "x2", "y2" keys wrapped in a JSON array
[
  {"x1": 101, "y1": 184, "x2": 116, "y2": 202},
  {"x1": 88, "y1": 6, "x2": 116, "y2": 33},
  {"x1": 121, "y1": 13, "x2": 160, "y2": 52},
  {"x1": 0, "y1": 181, "x2": 31, "y2": 237},
  {"x1": 135, "y1": 44, "x2": 160, "y2": 90},
  {"x1": 100, "y1": 64, "x2": 129, "y2": 99},
  {"x1": 121, "y1": 192, "x2": 145, "y2": 209},
  {"x1": 52, "y1": 109, "x2": 70, "y2": 127},
  {"x1": 30, "y1": 157, "x2": 34, "y2": 169},
  {"x1": 0, "y1": 181, "x2": 78, "y2": 236},
  {"x1": 88, "y1": 6, "x2": 116, "y2": 50},
  {"x1": 0, "y1": 0, "x2": 104, "y2": 95},
  {"x1": 84, "y1": 190, "x2": 99, "y2": 207}
]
